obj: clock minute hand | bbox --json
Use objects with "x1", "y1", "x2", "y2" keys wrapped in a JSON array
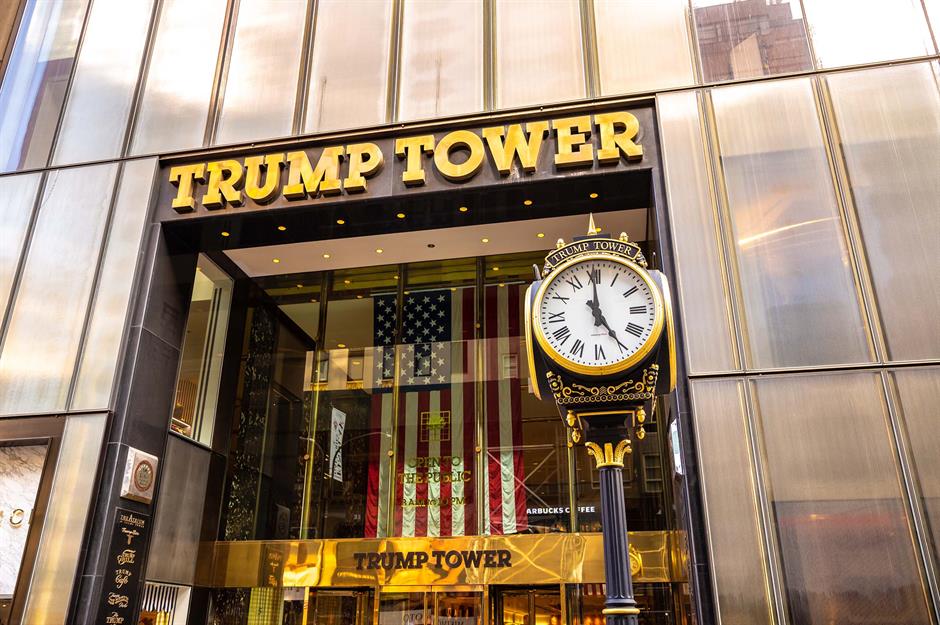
[{"x1": 595, "y1": 307, "x2": 631, "y2": 353}]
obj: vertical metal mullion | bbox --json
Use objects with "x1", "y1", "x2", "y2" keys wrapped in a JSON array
[
  {"x1": 483, "y1": 0, "x2": 495, "y2": 111},
  {"x1": 811, "y1": 76, "x2": 883, "y2": 363},
  {"x1": 742, "y1": 379, "x2": 789, "y2": 625},
  {"x1": 684, "y1": 0, "x2": 705, "y2": 86},
  {"x1": 43, "y1": 0, "x2": 96, "y2": 168},
  {"x1": 921, "y1": 0, "x2": 940, "y2": 55},
  {"x1": 475, "y1": 256, "x2": 487, "y2": 536},
  {"x1": 302, "y1": 270, "x2": 331, "y2": 539},
  {"x1": 881, "y1": 370, "x2": 940, "y2": 617},
  {"x1": 293, "y1": 0, "x2": 318, "y2": 135},
  {"x1": 385, "y1": 0, "x2": 405, "y2": 123},
  {"x1": 0, "y1": 171, "x2": 48, "y2": 358},
  {"x1": 794, "y1": 0, "x2": 820, "y2": 70},
  {"x1": 121, "y1": 0, "x2": 165, "y2": 159},
  {"x1": 385, "y1": 262, "x2": 408, "y2": 537},
  {"x1": 699, "y1": 89, "x2": 747, "y2": 372},
  {"x1": 64, "y1": 162, "x2": 127, "y2": 410},
  {"x1": 203, "y1": 0, "x2": 240, "y2": 147},
  {"x1": 578, "y1": 0, "x2": 599, "y2": 98}
]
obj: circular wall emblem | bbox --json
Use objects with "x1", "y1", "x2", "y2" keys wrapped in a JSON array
[{"x1": 133, "y1": 459, "x2": 154, "y2": 492}]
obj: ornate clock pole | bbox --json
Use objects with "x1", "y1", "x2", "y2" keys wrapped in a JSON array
[{"x1": 525, "y1": 216, "x2": 676, "y2": 625}]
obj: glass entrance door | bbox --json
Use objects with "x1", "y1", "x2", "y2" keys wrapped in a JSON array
[
  {"x1": 491, "y1": 587, "x2": 562, "y2": 625},
  {"x1": 377, "y1": 590, "x2": 483, "y2": 625},
  {"x1": 308, "y1": 588, "x2": 374, "y2": 625}
]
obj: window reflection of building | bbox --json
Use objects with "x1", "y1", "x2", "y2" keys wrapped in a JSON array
[{"x1": 693, "y1": 0, "x2": 812, "y2": 82}]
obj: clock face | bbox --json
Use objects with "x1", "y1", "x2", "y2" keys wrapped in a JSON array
[{"x1": 536, "y1": 256, "x2": 661, "y2": 373}]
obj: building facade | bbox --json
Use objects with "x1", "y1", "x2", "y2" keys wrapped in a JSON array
[{"x1": 0, "y1": 1, "x2": 937, "y2": 624}]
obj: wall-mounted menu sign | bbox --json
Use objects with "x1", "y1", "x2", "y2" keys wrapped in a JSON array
[{"x1": 96, "y1": 508, "x2": 150, "y2": 625}]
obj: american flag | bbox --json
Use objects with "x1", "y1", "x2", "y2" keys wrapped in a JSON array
[{"x1": 364, "y1": 285, "x2": 527, "y2": 537}]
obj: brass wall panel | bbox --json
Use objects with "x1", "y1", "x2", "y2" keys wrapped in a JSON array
[{"x1": 197, "y1": 531, "x2": 686, "y2": 589}]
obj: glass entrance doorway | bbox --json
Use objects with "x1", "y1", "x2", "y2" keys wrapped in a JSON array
[
  {"x1": 378, "y1": 589, "x2": 483, "y2": 624},
  {"x1": 491, "y1": 587, "x2": 562, "y2": 625}
]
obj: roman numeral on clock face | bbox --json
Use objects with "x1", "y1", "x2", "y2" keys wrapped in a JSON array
[
  {"x1": 625, "y1": 322, "x2": 644, "y2": 338},
  {"x1": 570, "y1": 339, "x2": 584, "y2": 357},
  {"x1": 548, "y1": 311, "x2": 565, "y2": 323},
  {"x1": 630, "y1": 305, "x2": 646, "y2": 314},
  {"x1": 552, "y1": 294, "x2": 570, "y2": 303},
  {"x1": 623, "y1": 286, "x2": 638, "y2": 298},
  {"x1": 587, "y1": 268, "x2": 601, "y2": 285},
  {"x1": 552, "y1": 326, "x2": 571, "y2": 344},
  {"x1": 564, "y1": 274, "x2": 583, "y2": 291},
  {"x1": 595, "y1": 344, "x2": 605, "y2": 360}
]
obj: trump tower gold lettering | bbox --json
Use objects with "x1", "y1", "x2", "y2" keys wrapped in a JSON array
[{"x1": 167, "y1": 110, "x2": 643, "y2": 213}]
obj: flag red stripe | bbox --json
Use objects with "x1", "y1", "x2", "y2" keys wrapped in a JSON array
[
  {"x1": 365, "y1": 393, "x2": 384, "y2": 537},
  {"x1": 393, "y1": 388, "x2": 406, "y2": 536},
  {"x1": 415, "y1": 391, "x2": 430, "y2": 536},
  {"x1": 439, "y1": 388, "x2": 452, "y2": 536},
  {"x1": 462, "y1": 287, "x2": 476, "y2": 535},
  {"x1": 484, "y1": 285, "x2": 504, "y2": 534},
  {"x1": 508, "y1": 285, "x2": 528, "y2": 531}
]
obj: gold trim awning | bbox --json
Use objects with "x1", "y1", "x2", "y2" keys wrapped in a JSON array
[{"x1": 196, "y1": 531, "x2": 687, "y2": 588}]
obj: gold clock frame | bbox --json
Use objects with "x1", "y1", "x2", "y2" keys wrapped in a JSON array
[{"x1": 532, "y1": 253, "x2": 665, "y2": 377}]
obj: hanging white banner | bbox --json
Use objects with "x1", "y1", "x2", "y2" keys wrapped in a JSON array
[{"x1": 330, "y1": 407, "x2": 346, "y2": 482}]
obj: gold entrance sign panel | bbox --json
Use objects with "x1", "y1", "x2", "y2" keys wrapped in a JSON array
[
  {"x1": 161, "y1": 108, "x2": 648, "y2": 217},
  {"x1": 199, "y1": 532, "x2": 685, "y2": 589}
]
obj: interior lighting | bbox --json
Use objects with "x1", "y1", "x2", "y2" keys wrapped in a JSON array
[
  {"x1": 458, "y1": 206, "x2": 468, "y2": 212},
  {"x1": 272, "y1": 258, "x2": 280, "y2": 263},
  {"x1": 375, "y1": 248, "x2": 383, "y2": 254},
  {"x1": 277, "y1": 225, "x2": 287, "y2": 231},
  {"x1": 523, "y1": 199, "x2": 533, "y2": 206},
  {"x1": 344, "y1": 279, "x2": 351, "y2": 284},
  {"x1": 296, "y1": 284, "x2": 303, "y2": 288},
  {"x1": 589, "y1": 192, "x2": 598, "y2": 199},
  {"x1": 310, "y1": 298, "x2": 318, "y2": 303},
  {"x1": 220, "y1": 231, "x2": 230, "y2": 237},
  {"x1": 356, "y1": 295, "x2": 363, "y2": 299},
  {"x1": 323, "y1": 253, "x2": 331, "y2": 259},
  {"x1": 337, "y1": 343, "x2": 346, "y2": 348},
  {"x1": 499, "y1": 283, "x2": 505, "y2": 287},
  {"x1": 537, "y1": 233, "x2": 545, "y2": 238},
  {"x1": 396, "y1": 212, "x2": 406, "y2": 219},
  {"x1": 492, "y1": 266, "x2": 499, "y2": 271},
  {"x1": 481, "y1": 237, "x2": 489, "y2": 243},
  {"x1": 336, "y1": 219, "x2": 345, "y2": 225}
]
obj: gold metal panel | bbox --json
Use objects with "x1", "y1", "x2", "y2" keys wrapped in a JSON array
[{"x1": 197, "y1": 531, "x2": 686, "y2": 588}]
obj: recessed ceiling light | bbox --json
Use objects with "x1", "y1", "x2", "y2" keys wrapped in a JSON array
[
  {"x1": 337, "y1": 343, "x2": 346, "y2": 348},
  {"x1": 296, "y1": 284, "x2": 303, "y2": 288},
  {"x1": 450, "y1": 287, "x2": 457, "y2": 291},
  {"x1": 396, "y1": 212, "x2": 406, "y2": 219},
  {"x1": 537, "y1": 232, "x2": 545, "y2": 238},
  {"x1": 344, "y1": 279, "x2": 351, "y2": 284},
  {"x1": 523, "y1": 199, "x2": 533, "y2": 206},
  {"x1": 394, "y1": 275, "x2": 399, "y2": 280},
  {"x1": 323, "y1": 253, "x2": 331, "y2": 259},
  {"x1": 499, "y1": 283, "x2": 505, "y2": 287},
  {"x1": 356, "y1": 294, "x2": 363, "y2": 299},
  {"x1": 375, "y1": 248, "x2": 383, "y2": 254},
  {"x1": 220, "y1": 231, "x2": 230, "y2": 237},
  {"x1": 589, "y1": 192, "x2": 599, "y2": 199},
  {"x1": 481, "y1": 237, "x2": 489, "y2": 243},
  {"x1": 427, "y1": 243, "x2": 436, "y2": 248},
  {"x1": 311, "y1": 298, "x2": 318, "y2": 303},
  {"x1": 492, "y1": 266, "x2": 499, "y2": 271},
  {"x1": 352, "y1": 361, "x2": 361, "y2": 366},
  {"x1": 277, "y1": 225, "x2": 287, "y2": 231},
  {"x1": 336, "y1": 218, "x2": 345, "y2": 225},
  {"x1": 458, "y1": 206, "x2": 468, "y2": 212},
  {"x1": 272, "y1": 258, "x2": 280, "y2": 263}
]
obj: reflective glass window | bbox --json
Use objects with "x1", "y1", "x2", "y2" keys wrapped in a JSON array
[
  {"x1": 495, "y1": 0, "x2": 585, "y2": 108},
  {"x1": 826, "y1": 62, "x2": 940, "y2": 361},
  {"x1": 657, "y1": 91, "x2": 737, "y2": 373},
  {"x1": 0, "y1": 0, "x2": 89, "y2": 172},
  {"x1": 0, "y1": 164, "x2": 117, "y2": 416},
  {"x1": 52, "y1": 0, "x2": 154, "y2": 165},
  {"x1": 391, "y1": 259, "x2": 479, "y2": 538},
  {"x1": 72, "y1": 159, "x2": 157, "y2": 410},
  {"x1": 398, "y1": 0, "x2": 484, "y2": 121},
  {"x1": 171, "y1": 256, "x2": 233, "y2": 445},
  {"x1": 927, "y1": 0, "x2": 940, "y2": 36},
  {"x1": 305, "y1": 0, "x2": 392, "y2": 133},
  {"x1": 891, "y1": 367, "x2": 940, "y2": 567},
  {"x1": 692, "y1": 0, "x2": 812, "y2": 83},
  {"x1": 594, "y1": 0, "x2": 695, "y2": 95},
  {"x1": 0, "y1": 443, "x2": 47, "y2": 598},
  {"x1": 711, "y1": 78, "x2": 871, "y2": 368},
  {"x1": 215, "y1": 0, "x2": 308, "y2": 145},
  {"x1": 0, "y1": 173, "x2": 41, "y2": 318},
  {"x1": 802, "y1": 0, "x2": 935, "y2": 68},
  {"x1": 482, "y1": 255, "x2": 568, "y2": 535},
  {"x1": 752, "y1": 372, "x2": 932, "y2": 625},
  {"x1": 131, "y1": 0, "x2": 228, "y2": 155},
  {"x1": 691, "y1": 379, "x2": 773, "y2": 625}
]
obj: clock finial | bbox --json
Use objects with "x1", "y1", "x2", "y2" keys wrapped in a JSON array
[
  {"x1": 556, "y1": 238, "x2": 565, "y2": 249},
  {"x1": 587, "y1": 213, "x2": 598, "y2": 236}
]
